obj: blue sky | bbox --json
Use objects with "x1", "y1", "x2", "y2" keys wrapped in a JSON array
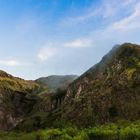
[{"x1": 0, "y1": 0, "x2": 140, "y2": 79}]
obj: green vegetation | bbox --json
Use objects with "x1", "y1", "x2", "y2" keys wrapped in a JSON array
[
  {"x1": 0, "y1": 75, "x2": 39, "y2": 93},
  {"x1": 0, "y1": 121, "x2": 140, "y2": 140}
]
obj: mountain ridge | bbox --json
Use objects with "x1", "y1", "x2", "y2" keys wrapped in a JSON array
[
  {"x1": 0, "y1": 43, "x2": 140, "y2": 131},
  {"x1": 62, "y1": 43, "x2": 140, "y2": 126}
]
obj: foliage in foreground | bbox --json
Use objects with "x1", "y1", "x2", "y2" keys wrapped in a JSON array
[{"x1": 0, "y1": 121, "x2": 140, "y2": 140}]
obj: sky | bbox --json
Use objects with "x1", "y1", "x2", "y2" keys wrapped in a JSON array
[{"x1": 0, "y1": 0, "x2": 140, "y2": 80}]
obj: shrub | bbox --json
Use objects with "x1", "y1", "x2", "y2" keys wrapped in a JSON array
[
  {"x1": 87, "y1": 128, "x2": 118, "y2": 140},
  {"x1": 73, "y1": 130, "x2": 88, "y2": 140},
  {"x1": 40, "y1": 129, "x2": 62, "y2": 140},
  {"x1": 1, "y1": 121, "x2": 140, "y2": 140},
  {"x1": 120, "y1": 125, "x2": 140, "y2": 140}
]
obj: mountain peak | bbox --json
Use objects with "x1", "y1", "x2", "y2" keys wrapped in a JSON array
[
  {"x1": 82, "y1": 43, "x2": 140, "y2": 77},
  {"x1": 115, "y1": 43, "x2": 140, "y2": 57},
  {"x1": 0, "y1": 70, "x2": 12, "y2": 77}
]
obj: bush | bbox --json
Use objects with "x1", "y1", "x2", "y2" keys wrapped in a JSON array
[
  {"x1": 0, "y1": 121, "x2": 140, "y2": 140},
  {"x1": 73, "y1": 131, "x2": 88, "y2": 140},
  {"x1": 87, "y1": 125, "x2": 118, "y2": 140},
  {"x1": 120, "y1": 125, "x2": 140, "y2": 140},
  {"x1": 40, "y1": 129, "x2": 63, "y2": 140}
]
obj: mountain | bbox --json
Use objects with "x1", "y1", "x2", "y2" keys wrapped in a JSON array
[
  {"x1": 62, "y1": 43, "x2": 140, "y2": 126},
  {"x1": 0, "y1": 70, "x2": 40, "y2": 130},
  {"x1": 1, "y1": 43, "x2": 140, "y2": 132},
  {"x1": 18, "y1": 43, "x2": 140, "y2": 131},
  {"x1": 35, "y1": 75, "x2": 78, "y2": 92}
]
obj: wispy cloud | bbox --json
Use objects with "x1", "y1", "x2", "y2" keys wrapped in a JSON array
[
  {"x1": 109, "y1": 1, "x2": 140, "y2": 32},
  {"x1": 63, "y1": 0, "x2": 140, "y2": 51},
  {"x1": 0, "y1": 60, "x2": 26, "y2": 67},
  {"x1": 1, "y1": 0, "x2": 140, "y2": 79},
  {"x1": 101, "y1": 0, "x2": 138, "y2": 18},
  {"x1": 64, "y1": 38, "x2": 92, "y2": 48},
  {"x1": 38, "y1": 47, "x2": 57, "y2": 62},
  {"x1": 60, "y1": 0, "x2": 138, "y2": 27},
  {"x1": 61, "y1": 9, "x2": 99, "y2": 26},
  {"x1": 61, "y1": 0, "x2": 140, "y2": 50}
]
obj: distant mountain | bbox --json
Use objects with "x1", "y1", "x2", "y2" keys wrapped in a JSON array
[
  {"x1": 35, "y1": 75, "x2": 78, "y2": 92},
  {"x1": 0, "y1": 70, "x2": 40, "y2": 130},
  {"x1": 63, "y1": 43, "x2": 140, "y2": 126}
]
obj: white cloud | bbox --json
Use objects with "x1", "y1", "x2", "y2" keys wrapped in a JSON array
[
  {"x1": 64, "y1": 38, "x2": 92, "y2": 48},
  {"x1": 61, "y1": 0, "x2": 140, "y2": 51},
  {"x1": 60, "y1": 0, "x2": 138, "y2": 27},
  {"x1": 38, "y1": 47, "x2": 57, "y2": 62},
  {"x1": 86, "y1": 1, "x2": 140, "y2": 37},
  {"x1": 102, "y1": 0, "x2": 138, "y2": 18},
  {"x1": 61, "y1": 10, "x2": 99, "y2": 26},
  {"x1": 65, "y1": 1, "x2": 140, "y2": 50},
  {"x1": 0, "y1": 60, "x2": 21, "y2": 67},
  {"x1": 122, "y1": 0, "x2": 138, "y2": 6},
  {"x1": 109, "y1": 2, "x2": 140, "y2": 32}
]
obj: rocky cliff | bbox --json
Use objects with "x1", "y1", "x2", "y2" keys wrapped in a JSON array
[
  {"x1": 63, "y1": 43, "x2": 140, "y2": 126},
  {"x1": 0, "y1": 70, "x2": 40, "y2": 130}
]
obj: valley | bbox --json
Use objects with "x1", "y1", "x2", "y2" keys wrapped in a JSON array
[{"x1": 0, "y1": 43, "x2": 140, "y2": 140}]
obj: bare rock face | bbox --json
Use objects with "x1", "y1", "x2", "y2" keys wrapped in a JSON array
[
  {"x1": 0, "y1": 110, "x2": 21, "y2": 130},
  {"x1": 63, "y1": 43, "x2": 140, "y2": 126},
  {"x1": 0, "y1": 91, "x2": 39, "y2": 130},
  {"x1": 0, "y1": 71, "x2": 40, "y2": 130}
]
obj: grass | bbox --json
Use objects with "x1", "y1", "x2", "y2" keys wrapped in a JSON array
[{"x1": 0, "y1": 121, "x2": 140, "y2": 140}]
